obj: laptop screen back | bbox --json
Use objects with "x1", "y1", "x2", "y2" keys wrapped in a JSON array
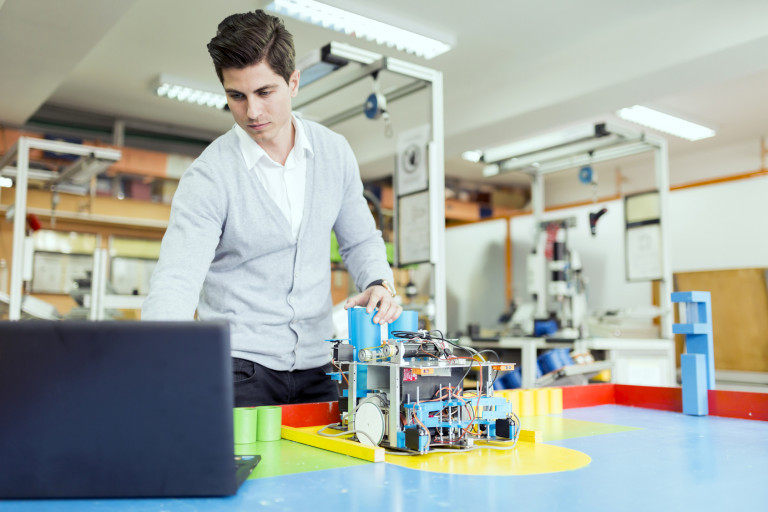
[{"x1": 0, "y1": 321, "x2": 238, "y2": 498}]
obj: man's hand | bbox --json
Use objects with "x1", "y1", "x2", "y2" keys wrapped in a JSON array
[{"x1": 344, "y1": 285, "x2": 403, "y2": 325}]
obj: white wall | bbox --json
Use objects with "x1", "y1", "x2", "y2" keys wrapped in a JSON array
[
  {"x1": 668, "y1": 175, "x2": 768, "y2": 272},
  {"x1": 444, "y1": 219, "x2": 507, "y2": 333},
  {"x1": 446, "y1": 174, "x2": 768, "y2": 330}
]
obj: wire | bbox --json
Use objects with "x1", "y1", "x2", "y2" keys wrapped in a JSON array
[
  {"x1": 477, "y1": 349, "x2": 501, "y2": 388},
  {"x1": 316, "y1": 423, "x2": 377, "y2": 446},
  {"x1": 330, "y1": 359, "x2": 349, "y2": 387}
]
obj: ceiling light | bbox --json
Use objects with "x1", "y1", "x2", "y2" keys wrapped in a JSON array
[
  {"x1": 461, "y1": 150, "x2": 483, "y2": 163},
  {"x1": 154, "y1": 74, "x2": 227, "y2": 110},
  {"x1": 266, "y1": 0, "x2": 453, "y2": 59},
  {"x1": 0, "y1": 176, "x2": 12, "y2": 188},
  {"x1": 297, "y1": 42, "x2": 381, "y2": 88},
  {"x1": 616, "y1": 105, "x2": 715, "y2": 141},
  {"x1": 477, "y1": 123, "x2": 647, "y2": 177}
]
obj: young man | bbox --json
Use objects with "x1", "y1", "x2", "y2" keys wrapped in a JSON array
[{"x1": 142, "y1": 10, "x2": 401, "y2": 406}]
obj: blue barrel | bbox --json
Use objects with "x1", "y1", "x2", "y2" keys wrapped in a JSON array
[
  {"x1": 537, "y1": 350, "x2": 562, "y2": 374},
  {"x1": 533, "y1": 319, "x2": 558, "y2": 337},
  {"x1": 493, "y1": 367, "x2": 522, "y2": 389},
  {"x1": 559, "y1": 348, "x2": 575, "y2": 366},
  {"x1": 388, "y1": 310, "x2": 418, "y2": 338},
  {"x1": 348, "y1": 307, "x2": 380, "y2": 362}
]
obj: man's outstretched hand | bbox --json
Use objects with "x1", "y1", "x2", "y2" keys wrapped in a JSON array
[{"x1": 344, "y1": 285, "x2": 403, "y2": 324}]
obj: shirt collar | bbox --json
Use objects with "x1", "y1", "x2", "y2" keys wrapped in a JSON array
[{"x1": 235, "y1": 113, "x2": 313, "y2": 170}]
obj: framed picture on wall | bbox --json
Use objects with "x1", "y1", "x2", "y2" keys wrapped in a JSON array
[
  {"x1": 396, "y1": 190, "x2": 431, "y2": 266},
  {"x1": 625, "y1": 190, "x2": 663, "y2": 281}
]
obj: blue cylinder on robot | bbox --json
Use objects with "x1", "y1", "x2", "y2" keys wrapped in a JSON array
[
  {"x1": 388, "y1": 310, "x2": 418, "y2": 338},
  {"x1": 348, "y1": 307, "x2": 380, "y2": 362}
]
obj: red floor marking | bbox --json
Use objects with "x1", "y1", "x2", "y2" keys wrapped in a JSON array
[
  {"x1": 563, "y1": 383, "x2": 615, "y2": 409},
  {"x1": 563, "y1": 383, "x2": 767, "y2": 422},
  {"x1": 280, "y1": 386, "x2": 767, "y2": 427},
  {"x1": 709, "y1": 389, "x2": 768, "y2": 421},
  {"x1": 614, "y1": 384, "x2": 682, "y2": 412},
  {"x1": 281, "y1": 401, "x2": 339, "y2": 427}
]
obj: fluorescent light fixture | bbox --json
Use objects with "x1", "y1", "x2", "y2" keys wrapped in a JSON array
[
  {"x1": 154, "y1": 74, "x2": 227, "y2": 110},
  {"x1": 267, "y1": 0, "x2": 452, "y2": 59},
  {"x1": 466, "y1": 124, "x2": 613, "y2": 166},
  {"x1": 461, "y1": 150, "x2": 483, "y2": 163},
  {"x1": 297, "y1": 42, "x2": 383, "y2": 88},
  {"x1": 616, "y1": 105, "x2": 715, "y2": 141},
  {"x1": 297, "y1": 42, "x2": 382, "y2": 88},
  {"x1": 476, "y1": 122, "x2": 650, "y2": 177}
]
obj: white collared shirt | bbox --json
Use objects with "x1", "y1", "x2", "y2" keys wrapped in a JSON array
[{"x1": 234, "y1": 114, "x2": 313, "y2": 240}]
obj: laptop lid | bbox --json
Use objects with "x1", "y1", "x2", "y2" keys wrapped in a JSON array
[{"x1": 0, "y1": 320, "x2": 255, "y2": 499}]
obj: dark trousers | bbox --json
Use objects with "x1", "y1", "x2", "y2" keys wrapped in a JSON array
[{"x1": 232, "y1": 358, "x2": 339, "y2": 407}]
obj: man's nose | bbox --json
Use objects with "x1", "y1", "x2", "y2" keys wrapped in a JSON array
[{"x1": 246, "y1": 98, "x2": 261, "y2": 120}]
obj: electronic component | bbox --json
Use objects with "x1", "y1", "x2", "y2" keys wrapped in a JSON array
[
  {"x1": 330, "y1": 326, "x2": 520, "y2": 454},
  {"x1": 331, "y1": 340, "x2": 354, "y2": 362}
]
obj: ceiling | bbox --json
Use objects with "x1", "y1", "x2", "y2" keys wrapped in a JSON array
[{"x1": 2, "y1": 0, "x2": 768, "y2": 187}]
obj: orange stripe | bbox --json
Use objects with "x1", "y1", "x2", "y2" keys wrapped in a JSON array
[{"x1": 670, "y1": 168, "x2": 768, "y2": 191}]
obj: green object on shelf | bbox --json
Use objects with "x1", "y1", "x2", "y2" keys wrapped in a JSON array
[
  {"x1": 256, "y1": 406, "x2": 282, "y2": 441},
  {"x1": 330, "y1": 231, "x2": 342, "y2": 263},
  {"x1": 233, "y1": 407, "x2": 258, "y2": 444},
  {"x1": 333, "y1": 232, "x2": 394, "y2": 265}
]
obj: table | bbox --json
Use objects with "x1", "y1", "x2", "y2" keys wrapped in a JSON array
[{"x1": 462, "y1": 336, "x2": 676, "y2": 388}]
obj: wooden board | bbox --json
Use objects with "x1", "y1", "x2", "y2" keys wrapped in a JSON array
[{"x1": 674, "y1": 268, "x2": 768, "y2": 372}]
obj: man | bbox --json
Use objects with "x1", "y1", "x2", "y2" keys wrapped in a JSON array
[{"x1": 142, "y1": 10, "x2": 401, "y2": 406}]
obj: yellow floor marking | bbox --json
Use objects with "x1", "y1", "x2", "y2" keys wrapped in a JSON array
[
  {"x1": 518, "y1": 429, "x2": 541, "y2": 443},
  {"x1": 385, "y1": 441, "x2": 590, "y2": 475}
]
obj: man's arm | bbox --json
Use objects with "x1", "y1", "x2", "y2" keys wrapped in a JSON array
[
  {"x1": 331, "y1": 137, "x2": 402, "y2": 325},
  {"x1": 141, "y1": 163, "x2": 224, "y2": 320}
]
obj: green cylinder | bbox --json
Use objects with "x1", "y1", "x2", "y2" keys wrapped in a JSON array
[
  {"x1": 256, "y1": 406, "x2": 282, "y2": 441},
  {"x1": 233, "y1": 407, "x2": 258, "y2": 444}
]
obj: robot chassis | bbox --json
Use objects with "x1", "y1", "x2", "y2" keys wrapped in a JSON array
[{"x1": 330, "y1": 332, "x2": 520, "y2": 454}]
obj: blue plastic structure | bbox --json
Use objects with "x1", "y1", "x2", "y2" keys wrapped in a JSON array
[{"x1": 671, "y1": 291, "x2": 714, "y2": 416}]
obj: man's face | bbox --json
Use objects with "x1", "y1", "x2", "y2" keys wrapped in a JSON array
[{"x1": 222, "y1": 61, "x2": 300, "y2": 150}]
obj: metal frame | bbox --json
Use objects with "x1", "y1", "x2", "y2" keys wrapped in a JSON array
[
  {"x1": 483, "y1": 122, "x2": 673, "y2": 340},
  {"x1": 0, "y1": 137, "x2": 121, "y2": 320},
  {"x1": 296, "y1": 48, "x2": 446, "y2": 331}
]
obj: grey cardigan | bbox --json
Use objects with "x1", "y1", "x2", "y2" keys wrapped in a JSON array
[{"x1": 142, "y1": 119, "x2": 393, "y2": 371}]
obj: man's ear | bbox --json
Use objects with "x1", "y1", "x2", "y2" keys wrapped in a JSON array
[{"x1": 289, "y1": 69, "x2": 300, "y2": 98}]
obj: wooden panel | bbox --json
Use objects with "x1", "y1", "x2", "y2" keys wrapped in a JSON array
[
  {"x1": 675, "y1": 269, "x2": 768, "y2": 372},
  {"x1": 1, "y1": 188, "x2": 171, "y2": 225},
  {"x1": 444, "y1": 198, "x2": 480, "y2": 221},
  {"x1": 109, "y1": 145, "x2": 169, "y2": 178}
]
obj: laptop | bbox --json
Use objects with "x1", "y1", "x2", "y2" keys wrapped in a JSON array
[{"x1": 0, "y1": 320, "x2": 260, "y2": 499}]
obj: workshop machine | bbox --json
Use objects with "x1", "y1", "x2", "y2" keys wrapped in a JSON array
[
  {"x1": 328, "y1": 309, "x2": 520, "y2": 454},
  {"x1": 507, "y1": 216, "x2": 588, "y2": 339}
]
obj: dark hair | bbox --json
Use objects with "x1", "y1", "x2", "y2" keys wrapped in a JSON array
[{"x1": 207, "y1": 10, "x2": 295, "y2": 84}]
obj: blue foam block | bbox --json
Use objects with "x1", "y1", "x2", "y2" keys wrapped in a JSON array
[{"x1": 681, "y1": 353, "x2": 708, "y2": 416}]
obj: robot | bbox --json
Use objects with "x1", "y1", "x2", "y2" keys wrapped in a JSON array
[{"x1": 328, "y1": 309, "x2": 520, "y2": 454}]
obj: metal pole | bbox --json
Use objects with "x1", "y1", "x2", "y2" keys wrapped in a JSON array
[
  {"x1": 653, "y1": 138, "x2": 674, "y2": 340},
  {"x1": 530, "y1": 173, "x2": 547, "y2": 318},
  {"x1": 9, "y1": 138, "x2": 30, "y2": 320},
  {"x1": 428, "y1": 73, "x2": 447, "y2": 332}
]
